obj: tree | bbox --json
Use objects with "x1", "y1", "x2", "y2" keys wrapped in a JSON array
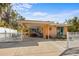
[
  {"x1": 0, "y1": 3, "x2": 25, "y2": 30},
  {"x1": 0, "y1": 3, "x2": 11, "y2": 24},
  {"x1": 66, "y1": 17, "x2": 79, "y2": 32},
  {"x1": 0, "y1": 3, "x2": 11, "y2": 28}
]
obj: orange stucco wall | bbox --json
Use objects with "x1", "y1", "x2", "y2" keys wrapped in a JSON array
[
  {"x1": 42, "y1": 25, "x2": 68, "y2": 39},
  {"x1": 42, "y1": 25, "x2": 57, "y2": 39},
  {"x1": 64, "y1": 26, "x2": 68, "y2": 35},
  {"x1": 42, "y1": 24, "x2": 49, "y2": 39},
  {"x1": 49, "y1": 25, "x2": 57, "y2": 38}
]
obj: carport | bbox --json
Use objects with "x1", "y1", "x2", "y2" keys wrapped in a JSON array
[{"x1": 17, "y1": 20, "x2": 50, "y2": 40}]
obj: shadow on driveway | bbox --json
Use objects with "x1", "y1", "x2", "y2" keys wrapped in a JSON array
[{"x1": 0, "y1": 41, "x2": 38, "y2": 49}]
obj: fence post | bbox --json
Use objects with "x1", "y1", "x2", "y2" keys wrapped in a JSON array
[
  {"x1": 67, "y1": 32, "x2": 70, "y2": 49},
  {"x1": 21, "y1": 32, "x2": 23, "y2": 41},
  {"x1": 5, "y1": 30, "x2": 6, "y2": 40}
]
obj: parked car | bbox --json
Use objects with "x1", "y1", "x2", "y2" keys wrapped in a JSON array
[{"x1": 30, "y1": 32, "x2": 43, "y2": 37}]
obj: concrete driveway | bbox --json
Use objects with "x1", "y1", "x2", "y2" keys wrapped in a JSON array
[{"x1": 0, "y1": 38, "x2": 67, "y2": 56}]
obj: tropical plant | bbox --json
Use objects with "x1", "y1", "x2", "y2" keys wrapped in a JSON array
[{"x1": 66, "y1": 17, "x2": 79, "y2": 32}]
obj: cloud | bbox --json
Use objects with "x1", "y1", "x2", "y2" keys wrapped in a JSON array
[
  {"x1": 32, "y1": 10, "x2": 79, "y2": 19},
  {"x1": 12, "y1": 3, "x2": 32, "y2": 9},
  {"x1": 12, "y1": 3, "x2": 79, "y2": 23},
  {"x1": 21, "y1": 4, "x2": 32, "y2": 9},
  {"x1": 12, "y1": 3, "x2": 33, "y2": 17},
  {"x1": 45, "y1": 10, "x2": 79, "y2": 21},
  {"x1": 27, "y1": 10, "x2": 79, "y2": 23},
  {"x1": 12, "y1": 3, "x2": 32, "y2": 13},
  {"x1": 32, "y1": 12, "x2": 47, "y2": 16},
  {"x1": 50, "y1": 10, "x2": 79, "y2": 18}
]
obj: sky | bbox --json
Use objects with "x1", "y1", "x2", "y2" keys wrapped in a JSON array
[{"x1": 12, "y1": 3, "x2": 79, "y2": 23}]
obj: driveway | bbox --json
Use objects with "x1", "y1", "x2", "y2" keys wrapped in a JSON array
[{"x1": 0, "y1": 38, "x2": 67, "y2": 56}]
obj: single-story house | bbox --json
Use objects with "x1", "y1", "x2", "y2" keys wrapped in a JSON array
[{"x1": 17, "y1": 20, "x2": 69, "y2": 39}]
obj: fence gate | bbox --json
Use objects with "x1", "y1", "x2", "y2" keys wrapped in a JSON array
[{"x1": 67, "y1": 32, "x2": 79, "y2": 48}]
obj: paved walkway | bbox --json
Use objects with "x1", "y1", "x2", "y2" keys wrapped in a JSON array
[{"x1": 0, "y1": 38, "x2": 67, "y2": 56}]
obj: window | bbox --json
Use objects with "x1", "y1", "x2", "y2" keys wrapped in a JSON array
[{"x1": 31, "y1": 28, "x2": 36, "y2": 32}]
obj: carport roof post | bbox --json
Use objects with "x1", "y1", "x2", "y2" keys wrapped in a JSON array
[{"x1": 42, "y1": 24, "x2": 50, "y2": 39}]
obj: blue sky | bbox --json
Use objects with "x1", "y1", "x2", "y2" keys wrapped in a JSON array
[{"x1": 12, "y1": 3, "x2": 79, "y2": 23}]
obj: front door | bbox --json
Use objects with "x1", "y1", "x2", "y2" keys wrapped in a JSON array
[{"x1": 57, "y1": 27, "x2": 64, "y2": 37}]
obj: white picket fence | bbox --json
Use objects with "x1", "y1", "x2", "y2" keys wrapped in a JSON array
[{"x1": 67, "y1": 32, "x2": 79, "y2": 48}]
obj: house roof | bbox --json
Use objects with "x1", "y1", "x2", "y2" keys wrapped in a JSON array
[
  {"x1": 17, "y1": 20, "x2": 69, "y2": 27},
  {"x1": 17, "y1": 20, "x2": 54, "y2": 24}
]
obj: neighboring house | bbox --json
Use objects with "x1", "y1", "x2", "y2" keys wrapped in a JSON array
[{"x1": 17, "y1": 20, "x2": 68, "y2": 39}]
